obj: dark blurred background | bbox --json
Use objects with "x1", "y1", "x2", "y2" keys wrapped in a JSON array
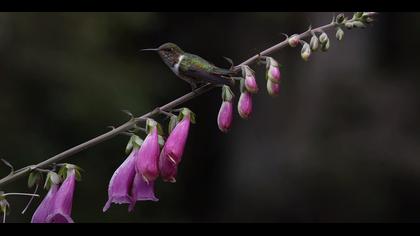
[{"x1": 1, "y1": 12, "x2": 419, "y2": 222}]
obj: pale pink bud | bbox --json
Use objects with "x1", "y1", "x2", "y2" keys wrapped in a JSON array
[
  {"x1": 217, "y1": 101, "x2": 233, "y2": 133},
  {"x1": 238, "y1": 92, "x2": 253, "y2": 119},
  {"x1": 266, "y1": 57, "x2": 281, "y2": 83},
  {"x1": 267, "y1": 79, "x2": 280, "y2": 97}
]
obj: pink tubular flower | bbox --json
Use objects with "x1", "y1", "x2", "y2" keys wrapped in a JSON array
[
  {"x1": 135, "y1": 126, "x2": 160, "y2": 183},
  {"x1": 238, "y1": 91, "x2": 253, "y2": 119},
  {"x1": 159, "y1": 110, "x2": 191, "y2": 182},
  {"x1": 218, "y1": 101, "x2": 233, "y2": 133},
  {"x1": 267, "y1": 79, "x2": 280, "y2": 97},
  {"x1": 31, "y1": 184, "x2": 59, "y2": 223},
  {"x1": 103, "y1": 150, "x2": 137, "y2": 212},
  {"x1": 45, "y1": 170, "x2": 76, "y2": 223},
  {"x1": 129, "y1": 173, "x2": 158, "y2": 211}
]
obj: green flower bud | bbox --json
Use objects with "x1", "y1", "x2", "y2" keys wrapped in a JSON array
[
  {"x1": 301, "y1": 43, "x2": 311, "y2": 61},
  {"x1": 345, "y1": 22, "x2": 354, "y2": 29},
  {"x1": 365, "y1": 17, "x2": 374, "y2": 24},
  {"x1": 353, "y1": 21, "x2": 366, "y2": 28},
  {"x1": 321, "y1": 39, "x2": 330, "y2": 52},
  {"x1": 353, "y1": 12, "x2": 363, "y2": 19},
  {"x1": 310, "y1": 35, "x2": 319, "y2": 51},
  {"x1": 288, "y1": 34, "x2": 300, "y2": 48},
  {"x1": 336, "y1": 27, "x2": 344, "y2": 41},
  {"x1": 336, "y1": 13, "x2": 345, "y2": 24},
  {"x1": 319, "y1": 32, "x2": 329, "y2": 44}
]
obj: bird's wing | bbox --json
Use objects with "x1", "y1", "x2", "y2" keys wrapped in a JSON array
[{"x1": 179, "y1": 54, "x2": 234, "y2": 86}]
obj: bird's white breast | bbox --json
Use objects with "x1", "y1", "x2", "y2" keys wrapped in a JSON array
[{"x1": 172, "y1": 54, "x2": 184, "y2": 76}]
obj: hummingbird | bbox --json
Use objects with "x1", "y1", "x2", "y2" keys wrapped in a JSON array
[{"x1": 141, "y1": 43, "x2": 236, "y2": 90}]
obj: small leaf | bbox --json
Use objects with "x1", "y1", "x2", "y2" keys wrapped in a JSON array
[
  {"x1": 125, "y1": 135, "x2": 134, "y2": 154},
  {"x1": 146, "y1": 118, "x2": 157, "y2": 134},
  {"x1": 168, "y1": 115, "x2": 178, "y2": 134},
  {"x1": 221, "y1": 85, "x2": 234, "y2": 102},
  {"x1": 133, "y1": 135, "x2": 144, "y2": 148},
  {"x1": 156, "y1": 122, "x2": 164, "y2": 136},
  {"x1": 158, "y1": 135, "x2": 165, "y2": 148},
  {"x1": 189, "y1": 111, "x2": 196, "y2": 124},
  {"x1": 50, "y1": 172, "x2": 61, "y2": 185},
  {"x1": 74, "y1": 169, "x2": 82, "y2": 182},
  {"x1": 28, "y1": 172, "x2": 42, "y2": 188},
  {"x1": 44, "y1": 172, "x2": 52, "y2": 190},
  {"x1": 58, "y1": 166, "x2": 67, "y2": 180}
]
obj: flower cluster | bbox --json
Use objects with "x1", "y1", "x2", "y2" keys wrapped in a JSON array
[
  {"x1": 104, "y1": 109, "x2": 194, "y2": 211},
  {"x1": 216, "y1": 56, "x2": 282, "y2": 132},
  {"x1": 31, "y1": 164, "x2": 81, "y2": 223}
]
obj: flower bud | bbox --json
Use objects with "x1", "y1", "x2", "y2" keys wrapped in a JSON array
[
  {"x1": 288, "y1": 34, "x2": 300, "y2": 47},
  {"x1": 353, "y1": 21, "x2": 366, "y2": 28},
  {"x1": 310, "y1": 35, "x2": 319, "y2": 51},
  {"x1": 217, "y1": 101, "x2": 233, "y2": 133},
  {"x1": 336, "y1": 13, "x2": 345, "y2": 24},
  {"x1": 336, "y1": 27, "x2": 344, "y2": 41},
  {"x1": 321, "y1": 39, "x2": 330, "y2": 52},
  {"x1": 241, "y1": 65, "x2": 258, "y2": 94},
  {"x1": 265, "y1": 57, "x2": 281, "y2": 83},
  {"x1": 319, "y1": 32, "x2": 329, "y2": 44},
  {"x1": 301, "y1": 42, "x2": 311, "y2": 61},
  {"x1": 238, "y1": 91, "x2": 253, "y2": 119},
  {"x1": 353, "y1": 12, "x2": 363, "y2": 19},
  {"x1": 267, "y1": 79, "x2": 280, "y2": 97},
  {"x1": 365, "y1": 17, "x2": 374, "y2": 24},
  {"x1": 345, "y1": 22, "x2": 354, "y2": 29}
]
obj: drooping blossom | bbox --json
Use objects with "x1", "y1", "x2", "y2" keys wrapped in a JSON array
[
  {"x1": 130, "y1": 119, "x2": 161, "y2": 210},
  {"x1": 31, "y1": 184, "x2": 59, "y2": 223},
  {"x1": 45, "y1": 169, "x2": 76, "y2": 223},
  {"x1": 135, "y1": 124, "x2": 160, "y2": 183},
  {"x1": 238, "y1": 91, "x2": 253, "y2": 119},
  {"x1": 129, "y1": 173, "x2": 158, "y2": 212},
  {"x1": 103, "y1": 150, "x2": 137, "y2": 212},
  {"x1": 159, "y1": 109, "x2": 192, "y2": 182}
]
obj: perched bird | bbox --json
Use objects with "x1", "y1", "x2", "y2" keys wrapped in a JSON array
[{"x1": 142, "y1": 43, "x2": 235, "y2": 90}]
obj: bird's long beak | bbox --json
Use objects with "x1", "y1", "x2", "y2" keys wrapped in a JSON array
[{"x1": 140, "y1": 48, "x2": 159, "y2": 52}]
